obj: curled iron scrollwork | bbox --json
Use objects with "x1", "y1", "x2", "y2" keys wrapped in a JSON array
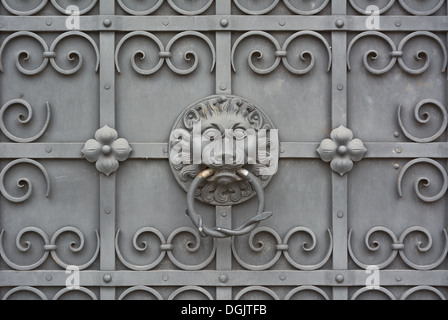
[
  {"x1": 232, "y1": 226, "x2": 332, "y2": 271},
  {"x1": 115, "y1": 31, "x2": 216, "y2": 76},
  {"x1": 351, "y1": 286, "x2": 446, "y2": 300},
  {"x1": 0, "y1": 99, "x2": 51, "y2": 143},
  {"x1": 1, "y1": 0, "x2": 98, "y2": 15},
  {"x1": 233, "y1": 0, "x2": 330, "y2": 15},
  {"x1": 347, "y1": 31, "x2": 447, "y2": 75},
  {"x1": 0, "y1": 31, "x2": 100, "y2": 75},
  {"x1": 232, "y1": 31, "x2": 332, "y2": 75},
  {"x1": 348, "y1": 226, "x2": 448, "y2": 270},
  {"x1": 115, "y1": 227, "x2": 216, "y2": 271},
  {"x1": 0, "y1": 227, "x2": 100, "y2": 271},
  {"x1": 397, "y1": 158, "x2": 448, "y2": 203},
  {"x1": 398, "y1": 99, "x2": 448, "y2": 143},
  {"x1": 349, "y1": 0, "x2": 446, "y2": 16},
  {"x1": 0, "y1": 159, "x2": 50, "y2": 203},
  {"x1": 117, "y1": 0, "x2": 213, "y2": 16}
]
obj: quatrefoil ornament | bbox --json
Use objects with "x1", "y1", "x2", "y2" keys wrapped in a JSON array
[
  {"x1": 317, "y1": 125, "x2": 367, "y2": 176},
  {"x1": 82, "y1": 125, "x2": 133, "y2": 176}
]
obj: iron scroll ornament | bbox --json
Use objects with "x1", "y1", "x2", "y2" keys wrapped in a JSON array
[{"x1": 187, "y1": 168, "x2": 273, "y2": 238}]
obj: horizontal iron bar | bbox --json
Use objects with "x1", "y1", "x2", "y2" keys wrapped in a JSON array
[
  {"x1": 0, "y1": 270, "x2": 447, "y2": 287},
  {"x1": 1, "y1": 142, "x2": 448, "y2": 159},
  {"x1": 0, "y1": 16, "x2": 447, "y2": 32}
]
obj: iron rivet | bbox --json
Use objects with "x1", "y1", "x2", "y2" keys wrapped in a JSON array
[
  {"x1": 220, "y1": 83, "x2": 227, "y2": 90},
  {"x1": 396, "y1": 276, "x2": 402, "y2": 282},
  {"x1": 335, "y1": 19, "x2": 344, "y2": 28},
  {"x1": 45, "y1": 146, "x2": 52, "y2": 153},
  {"x1": 393, "y1": 163, "x2": 400, "y2": 170},
  {"x1": 46, "y1": 274, "x2": 52, "y2": 281},
  {"x1": 337, "y1": 84, "x2": 344, "y2": 91},
  {"x1": 163, "y1": 147, "x2": 168, "y2": 154},
  {"x1": 280, "y1": 274, "x2": 286, "y2": 281},
  {"x1": 394, "y1": 132, "x2": 400, "y2": 138},
  {"x1": 395, "y1": 21, "x2": 402, "y2": 27},
  {"x1": 104, "y1": 83, "x2": 111, "y2": 90},
  {"x1": 46, "y1": 19, "x2": 52, "y2": 26},
  {"x1": 103, "y1": 19, "x2": 112, "y2": 27},
  {"x1": 336, "y1": 274, "x2": 345, "y2": 283},
  {"x1": 395, "y1": 147, "x2": 403, "y2": 154},
  {"x1": 221, "y1": 210, "x2": 227, "y2": 217},
  {"x1": 337, "y1": 211, "x2": 344, "y2": 218},
  {"x1": 163, "y1": 274, "x2": 169, "y2": 281},
  {"x1": 279, "y1": 20, "x2": 286, "y2": 26},
  {"x1": 162, "y1": 19, "x2": 169, "y2": 26},
  {"x1": 104, "y1": 207, "x2": 112, "y2": 214},
  {"x1": 103, "y1": 274, "x2": 112, "y2": 283},
  {"x1": 220, "y1": 19, "x2": 229, "y2": 28},
  {"x1": 219, "y1": 274, "x2": 228, "y2": 283}
]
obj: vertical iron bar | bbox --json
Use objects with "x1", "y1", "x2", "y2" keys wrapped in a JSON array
[
  {"x1": 216, "y1": 206, "x2": 232, "y2": 300},
  {"x1": 99, "y1": 0, "x2": 116, "y2": 300},
  {"x1": 215, "y1": 0, "x2": 232, "y2": 300},
  {"x1": 331, "y1": 1, "x2": 349, "y2": 300}
]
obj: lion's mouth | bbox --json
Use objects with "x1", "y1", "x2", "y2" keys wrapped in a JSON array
[{"x1": 206, "y1": 166, "x2": 245, "y2": 184}]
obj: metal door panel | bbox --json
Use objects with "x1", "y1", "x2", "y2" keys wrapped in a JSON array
[{"x1": 0, "y1": 0, "x2": 447, "y2": 301}]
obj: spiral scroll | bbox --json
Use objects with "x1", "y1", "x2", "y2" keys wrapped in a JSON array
[
  {"x1": 115, "y1": 31, "x2": 215, "y2": 76},
  {"x1": 0, "y1": 227, "x2": 99, "y2": 271},
  {"x1": 349, "y1": 0, "x2": 446, "y2": 16},
  {"x1": 348, "y1": 227, "x2": 448, "y2": 270},
  {"x1": 0, "y1": 31, "x2": 100, "y2": 75},
  {"x1": 232, "y1": 31, "x2": 332, "y2": 75},
  {"x1": 1, "y1": 0, "x2": 98, "y2": 15},
  {"x1": 347, "y1": 31, "x2": 447, "y2": 75},
  {"x1": 0, "y1": 159, "x2": 50, "y2": 203},
  {"x1": 0, "y1": 99, "x2": 50, "y2": 143},
  {"x1": 397, "y1": 158, "x2": 448, "y2": 203},
  {"x1": 398, "y1": 99, "x2": 448, "y2": 143},
  {"x1": 233, "y1": 0, "x2": 330, "y2": 15},
  {"x1": 115, "y1": 227, "x2": 216, "y2": 271},
  {"x1": 232, "y1": 226, "x2": 332, "y2": 271}
]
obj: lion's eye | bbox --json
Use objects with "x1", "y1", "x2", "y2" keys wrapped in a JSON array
[
  {"x1": 233, "y1": 128, "x2": 247, "y2": 140},
  {"x1": 203, "y1": 128, "x2": 221, "y2": 141}
]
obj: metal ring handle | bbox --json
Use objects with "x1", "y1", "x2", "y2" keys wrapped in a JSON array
[{"x1": 186, "y1": 168, "x2": 273, "y2": 238}]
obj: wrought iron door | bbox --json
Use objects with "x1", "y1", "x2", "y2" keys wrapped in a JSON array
[{"x1": 0, "y1": 0, "x2": 447, "y2": 300}]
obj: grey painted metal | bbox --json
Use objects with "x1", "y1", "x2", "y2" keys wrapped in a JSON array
[{"x1": 0, "y1": 0, "x2": 447, "y2": 301}]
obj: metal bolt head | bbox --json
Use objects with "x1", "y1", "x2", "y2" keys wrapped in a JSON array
[
  {"x1": 279, "y1": 20, "x2": 286, "y2": 26},
  {"x1": 337, "y1": 145, "x2": 348, "y2": 156},
  {"x1": 103, "y1": 274, "x2": 112, "y2": 283},
  {"x1": 393, "y1": 132, "x2": 400, "y2": 138},
  {"x1": 46, "y1": 19, "x2": 52, "y2": 26},
  {"x1": 337, "y1": 84, "x2": 344, "y2": 91},
  {"x1": 395, "y1": 21, "x2": 402, "y2": 27},
  {"x1": 104, "y1": 83, "x2": 111, "y2": 90},
  {"x1": 162, "y1": 274, "x2": 169, "y2": 281},
  {"x1": 45, "y1": 146, "x2": 52, "y2": 153},
  {"x1": 219, "y1": 274, "x2": 228, "y2": 283},
  {"x1": 103, "y1": 18, "x2": 112, "y2": 27},
  {"x1": 102, "y1": 145, "x2": 112, "y2": 155},
  {"x1": 104, "y1": 206, "x2": 112, "y2": 214},
  {"x1": 336, "y1": 274, "x2": 345, "y2": 283},
  {"x1": 395, "y1": 147, "x2": 403, "y2": 154},
  {"x1": 337, "y1": 211, "x2": 344, "y2": 219},
  {"x1": 46, "y1": 274, "x2": 53, "y2": 281},
  {"x1": 162, "y1": 19, "x2": 169, "y2": 26},
  {"x1": 279, "y1": 273, "x2": 287, "y2": 281},
  {"x1": 393, "y1": 163, "x2": 400, "y2": 170},
  {"x1": 335, "y1": 19, "x2": 345, "y2": 28},
  {"x1": 220, "y1": 19, "x2": 229, "y2": 27}
]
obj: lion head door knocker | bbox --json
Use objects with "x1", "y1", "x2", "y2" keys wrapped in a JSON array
[{"x1": 169, "y1": 95, "x2": 279, "y2": 238}]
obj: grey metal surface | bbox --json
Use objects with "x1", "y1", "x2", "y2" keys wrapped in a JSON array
[{"x1": 0, "y1": 0, "x2": 447, "y2": 300}]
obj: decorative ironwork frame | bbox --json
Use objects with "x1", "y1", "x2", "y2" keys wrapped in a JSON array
[{"x1": 0, "y1": 0, "x2": 447, "y2": 300}]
